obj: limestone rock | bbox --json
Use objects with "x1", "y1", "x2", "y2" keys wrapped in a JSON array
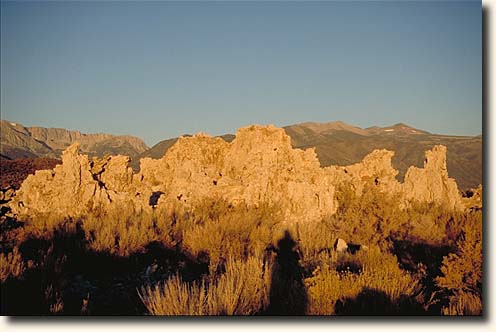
[
  {"x1": 11, "y1": 143, "x2": 103, "y2": 216},
  {"x1": 403, "y1": 145, "x2": 461, "y2": 209},
  {"x1": 334, "y1": 238, "x2": 348, "y2": 253},
  {"x1": 9, "y1": 125, "x2": 467, "y2": 221},
  {"x1": 326, "y1": 149, "x2": 402, "y2": 196},
  {"x1": 140, "y1": 126, "x2": 337, "y2": 223},
  {"x1": 220, "y1": 125, "x2": 336, "y2": 222}
]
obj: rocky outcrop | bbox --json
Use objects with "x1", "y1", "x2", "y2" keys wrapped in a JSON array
[
  {"x1": 138, "y1": 126, "x2": 337, "y2": 222},
  {"x1": 9, "y1": 125, "x2": 466, "y2": 222},
  {"x1": 12, "y1": 144, "x2": 108, "y2": 216},
  {"x1": 334, "y1": 238, "x2": 348, "y2": 253},
  {"x1": 404, "y1": 145, "x2": 461, "y2": 210},
  {"x1": 136, "y1": 121, "x2": 482, "y2": 191},
  {"x1": 326, "y1": 149, "x2": 402, "y2": 196}
]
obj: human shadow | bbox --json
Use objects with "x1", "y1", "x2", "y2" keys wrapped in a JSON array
[
  {"x1": 265, "y1": 230, "x2": 307, "y2": 315},
  {"x1": 334, "y1": 287, "x2": 426, "y2": 315}
]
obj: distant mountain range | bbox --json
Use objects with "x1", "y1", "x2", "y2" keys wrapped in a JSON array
[
  {"x1": 0, "y1": 120, "x2": 148, "y2": 160},
  {"x1": 0, "y1": 119, "x2": 482, "y2": 190}
]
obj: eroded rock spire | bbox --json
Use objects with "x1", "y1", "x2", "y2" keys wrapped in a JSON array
[{"x1": 9, "y1": 125, "x2": 463, "y2": 221}]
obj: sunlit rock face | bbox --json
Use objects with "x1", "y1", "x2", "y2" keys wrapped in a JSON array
[
  {"x1": 11, "y1": 143, "x2": 111, "y2": 216},
  {"x1": 9, "y1": 125, "x2": 463, "y2": 221},
  {"x1": 138, "y1": 125, "x2": 338, "y2": 223},
  {"x1": 403, "y1": 145, "x2": 462, "y2": 210},
  {"x1": 324, "y1": 149, "x2": 402, "y2": 196}
]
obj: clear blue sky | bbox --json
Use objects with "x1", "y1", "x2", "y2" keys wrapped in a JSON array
[{"x1": 1, "y1": 1, "x2": 481, "y2": 146}]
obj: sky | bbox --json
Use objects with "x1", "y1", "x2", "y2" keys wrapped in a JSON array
[{"x1": 0, "y1": 1, "x2": 481, "y2": 147}]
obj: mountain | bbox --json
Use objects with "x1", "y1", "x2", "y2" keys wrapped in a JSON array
[
  {"x1": 137, "y1": 121, "x2": 481, "y2": 190},
  {"x1": 0, "y1": 120, "x2": 148, "y2": 160},
  {"x1": 291, "y1": 121, "x2": 371, "y2": 136}
]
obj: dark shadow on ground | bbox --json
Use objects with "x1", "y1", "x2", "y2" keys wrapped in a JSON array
[
  {"x1": 334, "y1": 287, "x2": 426, "y2": 315},
  {"x1": 391, "y1": 239, "x2": 454, "y2": 313},
  {"x1": 392, "y1": 240, "x2": 453, "y2": 275},
  {"x1": 1, "y1": 223, "x2": 208, "y2": 315},
  {"x1": 265, "y1": 230, "x2": 307, "y2": 315}
]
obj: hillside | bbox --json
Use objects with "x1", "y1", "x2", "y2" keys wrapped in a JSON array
[{"x1": 0, "y1": 120, "x2": 148, "y2": 160}]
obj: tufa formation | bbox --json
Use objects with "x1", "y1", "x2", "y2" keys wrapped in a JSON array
[{"x1": 9, "y1": 125, "x2": 467, "y2": 222}]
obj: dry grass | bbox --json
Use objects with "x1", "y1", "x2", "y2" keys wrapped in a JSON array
[
  {"x1": 139, "y1": 256, "x2": 270, "y2": 315},
  {"x1": 82, "y1": 207, "x2": 162, "y2": 256},
  {"x1": 2, "y1": 185, "x2": 482, "y2": 315},
  {"x1": 305, "y1": 247, "x2": 422, "y2": 315},
  {"x1": 138, "y1": 275, "x2": 207, "y2": 315},
  {"x1": 0, "y1": 247, "x2": 25, "y2": 282},
  {"x1": 435, "y1": 209, "x2": 482, "y2": 315},
  {"x1": 180, "y1": 200, "x2": 280, "y2": 275}
]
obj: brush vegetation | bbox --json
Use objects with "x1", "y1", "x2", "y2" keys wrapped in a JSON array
[{"x1": 0, "y1": 184, "x2": 482, "y2": 315}]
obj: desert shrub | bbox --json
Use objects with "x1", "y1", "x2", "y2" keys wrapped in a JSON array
[
  {"x1": 82, "y1": 207, "x2": 165, "y2": 256},
  {"x1": 330, "y1": 181, "x2": 465, "y2": 247},
  {"x1": 190, "y1": 198, "x2": 233, "y2": 224},
  {"x1": 0, "y1": 247, "x2": 25, "y2": 282},
  {"x1": 2, "y1": 179, "x2": 483, "y2": 316},
  {"x1": 139, "y1": 275, "x2": 208, "y2": 315},
  {"x1": 139, "y1": 256, "x2": 270, "y2": 315},
  {"x1": 329, "y1": 183, "x2": 408, "y2": 248},
  {"x1": 401, "y1": 201, "x2": 454, "y2": 244},
  {"x1": 435, "y1": 210, "x2": 482, "y2": 315},
  {"x1": 286, "y1": 220, "x2": 336, "y2": 273},
  {"x1": 305, "y1": 247, "x2": 422, "y2": 315},
  {"x1": 444, "y1": 209, "x2": 482, "y2": 245},
  {"x1": 440, "y1": 292, "x2": 482, "y2": 316},
  {"x1": 181, "y1": 200, "x2": 280, "y2": 274},
  {"x1": 22, "y1": 213, "x2": 70, "y2": 237},
  {"x1": 206, "y1": 255, "x2": 270, "y2": 315}
]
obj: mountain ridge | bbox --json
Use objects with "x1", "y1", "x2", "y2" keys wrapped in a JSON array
[{"x1": 0, "y1": 120, "x2": 148, "y2": 160}]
